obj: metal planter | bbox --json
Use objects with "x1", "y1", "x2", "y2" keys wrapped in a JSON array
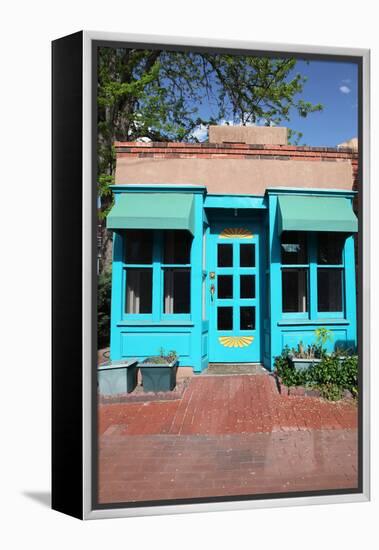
[
  {"x1": 289, "y1": 357, "x2": 322, "y2": 371},
  {"x1": 98, "y1": 359, "x2": 139, "y2": 395},
  {"x1": 139, "y1": 360, "x2": 178, "y2": 392}
]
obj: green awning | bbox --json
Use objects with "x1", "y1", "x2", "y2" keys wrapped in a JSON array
[
  {"x1": 277, "y1": 195, "x2": 358, "y2": 234},
  {"x1": 106, "y1": 193, "x2": 195, "y2": 235}
]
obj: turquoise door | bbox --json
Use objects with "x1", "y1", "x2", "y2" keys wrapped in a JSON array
[{"x1": 208, "y1": 223, "x2": 261, "y2": 362}]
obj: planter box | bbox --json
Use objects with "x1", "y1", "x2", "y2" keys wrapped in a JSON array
[
  {"x1": 289, "y1": 357, "x2": 322, "y2": 371},
  {"x1": 139, "y1": 360, "x2": 178, "y2": 393},
  {"x1": 98, "y1": 359, "x2": 138, "y2": 395}
]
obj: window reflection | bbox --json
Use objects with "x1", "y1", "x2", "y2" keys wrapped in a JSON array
[
  {"x1": 282, "y1": 268, "x2": 308, "y2": 313},
  {"x1": 281, "y1": 231, "x2": 307, "y2": 265}
]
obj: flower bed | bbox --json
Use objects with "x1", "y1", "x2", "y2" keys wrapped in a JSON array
[{"x1": 274, "y1": 346, "x2": 358, "y2": 401}]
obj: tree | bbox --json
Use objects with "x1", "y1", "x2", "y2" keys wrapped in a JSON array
[{"x1": 97, "y1": 48, "x2": 322, "y2": 272}]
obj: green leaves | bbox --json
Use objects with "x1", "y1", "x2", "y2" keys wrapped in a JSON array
[
  {"x1": 97, "y1": 270, "x2": 112, "y2": 348},
  {"x1": 274, "y1": 349, "x2": 358, "y2": 401},
  {"x1": 97, "y1": 49, "x2": 324, "y2": 201},
  {"x1": 96, "y1": 47, "x2": 325, "y2": 273}
]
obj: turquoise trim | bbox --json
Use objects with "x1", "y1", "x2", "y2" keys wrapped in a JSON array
[
  {"x1": 278, "y1": 319, "x2": 350, "y2": 326},
  {"x1": 266, "y1": 187, "x2": 356, "y2": 198},
  {"x1": 117, "y1": 321, "x2": 195, "y2": 327},
  {"x1": 204, "y1": 195, "x2": 266, "y2": 209}
]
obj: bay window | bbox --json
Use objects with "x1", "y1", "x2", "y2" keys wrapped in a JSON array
[
  {"x1": 281, "y1": 231, "x2": 346, "y2": 318},
  {"x1": 124, "y1": 229, "x2": 192, "y2": 319}
]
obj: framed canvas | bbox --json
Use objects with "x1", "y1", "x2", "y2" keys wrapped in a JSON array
[{"x1": 52, "y1": 31, "x2": 370, "y2": 520}]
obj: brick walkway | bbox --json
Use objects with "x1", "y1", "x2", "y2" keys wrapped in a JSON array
[{"x1": 98, "y1": 374, "x2": 358, "y2": 504}]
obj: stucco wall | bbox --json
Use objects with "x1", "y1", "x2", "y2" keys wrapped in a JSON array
[
  {"x1": 115, "y1": 156, "x2": 354, "y2": 195},
  {"x1": 208, "y1": 125, "x2": 288, "y2": 145}
]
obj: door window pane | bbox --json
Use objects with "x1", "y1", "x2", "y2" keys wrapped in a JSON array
[
  {"x1": 281, "y1": 231, "x2": 307, "y2": 264},
  {"x1": 240, "y1": 275, "x2": 255, "y2": 299},
  {"x1": 218, "y1": 275, "x2": 233, "y2": 299},
  {"x1": 126, "y1": 269, "x2": 152, "y2": 313},
  {"x1": 218, "y1": 244, "x2": 233, "y2": 267},
  {"x1": 217, "y1": 307, "x2": 233, "y2": 330},
  {"x1": 282, "y1": 268, "x2": 308, "y2": 313},
  {"x1": 163, "y1": 268, "x2": 190, "y2": 313},
  {"x1": 317, "y1": 269, "x2": 343, "y2": 311},
  {"x1": 317, "y1": 233, "x2": 345, "y2": 265},
  {"x1": 125, "y1": 230, "x2": 153, "y2": 264},
  {"x1": 164, "y1": 230, "x2": 191, "y2": 264},
  {"x1": 240, "y1": 307, "x2": 255, "y2": 330},
  {"x1": 240, "y1": 244, "x2": 255, "y2": 267}
]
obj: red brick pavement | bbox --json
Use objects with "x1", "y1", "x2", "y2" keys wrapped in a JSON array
[
  {"x1": 99, "y1": 374, "x2": 357, "y2": 436},
  {"x1": 98, "y1": 374, "x2": 358, "y2": 504}
]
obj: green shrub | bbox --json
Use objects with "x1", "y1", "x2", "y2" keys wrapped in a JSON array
[
  {"x1": 274, "y1": 347, "x2": 358, "y2": 400},
  {"x1": 274, "y1": 348, "x2": 311, "y2": 387},
  {"x1": 318, "y1": 383, "x2": 343, "y2": 401},
  {"x1": 97, "y1": 270, "x2": 112, "y2": 349},
  {"x1": 309, "y1": 355, "x2": 358, "y2": 396}
]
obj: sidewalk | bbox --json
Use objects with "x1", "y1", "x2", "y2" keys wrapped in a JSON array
[{"x1": 98, "y1": 374, "x2": 358, "y2": 504}]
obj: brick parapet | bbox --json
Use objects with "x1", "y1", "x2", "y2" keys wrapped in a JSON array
[{"x1": 115, "y1": 141, "x2": 358, "y2": 165}]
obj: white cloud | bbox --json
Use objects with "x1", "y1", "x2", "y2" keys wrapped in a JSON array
[
  {"x1": 339, "y1": 85, "x2": 351, "y2": 94},
  {"x1": 191, "y1": 124, "x2": 208, "y2": 142}
]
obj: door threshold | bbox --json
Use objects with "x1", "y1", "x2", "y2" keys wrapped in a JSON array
[{"x1": 203, "y1": 363, "x2": 268, "y2": 376}]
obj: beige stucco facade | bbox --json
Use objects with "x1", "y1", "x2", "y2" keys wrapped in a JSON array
[
  {"x1": 114, "y1": 126, "x2": 357, "y2": 195},
  {"x1": 115, "y1": 156, "x2": 354, "y2": 195}
]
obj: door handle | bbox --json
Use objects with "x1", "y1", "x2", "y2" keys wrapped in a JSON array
[{"x1": 210, "y1": 284, "x2": 215, "y2": 301}]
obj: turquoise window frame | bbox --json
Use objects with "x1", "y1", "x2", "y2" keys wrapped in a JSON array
[
  {"x1": 315, "y1": 240, "x2": 345, "y2": 320},
  {"x1": 122, "y1": 229, "x2": 192, "y2": 322},
  {"x1": 122, "y1": 266, "x2": 154, "y2": 321},
  {"x1": 280, "y1": 231, "x2": 346, "y2": 321},
  {"x1": 281, "y1": 259, "x2": 310, "y2": 320}
]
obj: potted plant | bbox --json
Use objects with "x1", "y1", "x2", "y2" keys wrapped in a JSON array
[
  {"x1": 288, "y1": 328, "x2": 333, "y2": 371},
  {"x1": 288, "y1": 342, "x2": 322, "y2": 371},
  {"x1": 98, "y1": 358, "x2": 139, "y2": 395},
  {"x1": 139, "y1": 348, "x2": 178, "y2": 392}
]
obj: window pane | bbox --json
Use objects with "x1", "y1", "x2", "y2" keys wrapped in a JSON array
[
  {"x1": 282, "y1": 268, "x2": 308, "y2": 313},
  {"x1": 317, "y1": 233, "x2": 345, "y2": 265},
  {"x1": 218, "y1": 275, "x2": 233, "y2": 299},
  {"x1": 217, "y1": 307, "x2": 233, "y2": 330},
  {"x1": 126, "y1": 269, "x2": 152, "y2": 313},
  {"x1": 164, "y1": 230, "x2": 191, "y2": 264},
  {"x1": 240, "y1": 244, "x2": 255, "y2": 267},
  {"x1": 281, "y1": 231, "x2": 307, "y2": 264},
  {"x1": 163, "y1": 269, "x2": 190, "y2": 313},
  {"x1": 125, "y1": 230, "x2": 153, "y2": 264},
  {"x1": 240, "y1": 275, "x2": 255, "y2": 299},
  {"x1": 218, "y1": 244, "x2": 233, "y2": 267},
  {"x1": 317, "y1": 269, "x2": 343, "y2": 311},
  {"x1": 240, "y1": 307, "x2": 255, "y2": 330}
]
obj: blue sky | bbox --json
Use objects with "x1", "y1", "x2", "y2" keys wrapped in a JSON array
[
  {"x1": 192, "y1": 59, "x2": 358, "y2": 147},
  {"x1": 284, "y1": 59, "x2": 358, "y2": 146}
]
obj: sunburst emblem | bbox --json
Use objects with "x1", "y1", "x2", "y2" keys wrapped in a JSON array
[
  {"x1": 219, "y1": 336, "x2": 254, "y2": 348},
  {"x1": 219, "y1": 228, "x2": 253, "y2": 239}
]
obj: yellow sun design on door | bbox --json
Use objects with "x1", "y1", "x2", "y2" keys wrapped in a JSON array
[
  {"x1": 219, "y1": 228, "x2": 253, "y2": 239},
  {"x1": 218, "y1": 336, "x2": 254, "y2": 348}
]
